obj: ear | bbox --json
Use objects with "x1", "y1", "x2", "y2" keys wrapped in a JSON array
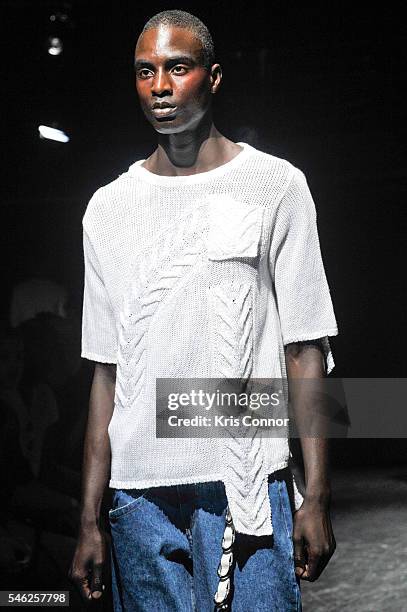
[{"x1": 209, "y1": 63, "x2": 223, "y2": 94}]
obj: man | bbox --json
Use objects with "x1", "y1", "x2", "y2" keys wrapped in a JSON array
[{"x1": 69, "y1": 9, "x2": 338, "y2": 611}]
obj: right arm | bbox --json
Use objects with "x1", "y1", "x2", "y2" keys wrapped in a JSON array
[{"x1": 68, "y1": 362, "x2": 116, "y2": 603}]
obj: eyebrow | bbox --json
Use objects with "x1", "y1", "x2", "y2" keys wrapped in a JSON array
[{"x1": 134, "y1": 55, "x2": 196, "y2": 70}]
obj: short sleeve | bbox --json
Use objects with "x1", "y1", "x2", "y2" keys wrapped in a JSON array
[
  {"x1": 269, "y1": 168, "x2": 339, "y2": 374},
  {"x1": 81, "y1": 227, "x2": 118, "y2": 364}
]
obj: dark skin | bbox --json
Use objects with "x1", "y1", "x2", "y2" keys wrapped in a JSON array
[
  {"x1": 68, "y1": 24, "x2": 335, "y2": 603},
  {"x1": 134, "y1": 24, "x2": 241, "y2": 174},
  {"x1": 285, "y1": 342, "x2": 336, "y2": 581}
]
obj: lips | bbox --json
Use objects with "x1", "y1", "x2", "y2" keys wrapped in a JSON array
[{"x1": 151, "y1": 106, "x2": 177, "y2": 118}]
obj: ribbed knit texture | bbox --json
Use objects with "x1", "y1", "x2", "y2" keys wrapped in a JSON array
[{"x1": 81, "y1": 142, "x2": 339, "y2": 536}]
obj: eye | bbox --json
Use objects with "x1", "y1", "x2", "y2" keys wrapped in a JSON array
[
  {"x1": 171, "y1": 65, "x2": 188, "y2": 75},
  {"x1": 137, "y1": 68, "x2": 153, "y2": 79}
]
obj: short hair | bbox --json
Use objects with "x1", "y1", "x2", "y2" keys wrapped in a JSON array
[{"x1": 141, "y1": 9, "x2": 215, "y2": 70}]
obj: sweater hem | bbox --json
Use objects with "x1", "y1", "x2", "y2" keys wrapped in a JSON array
[
  {"x1": 81, "y1": 350, "x2": 117, "y2": 364},
  {"x1": 109, "y1": 460, "x2": 291, "y2": 490},
  {"x1": 282, "y1": 327, "x2": 338, "y2": 345},
  {"x1": 282, "y1": 327, "x2": 338, "y2": 375},
  {"x1": 109, "y1": 472, "x2": 225, "y2": 489}
]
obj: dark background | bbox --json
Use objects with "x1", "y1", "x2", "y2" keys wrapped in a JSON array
[{"x1": 1, "y1": 0, "x2": 406, "y2": 466}]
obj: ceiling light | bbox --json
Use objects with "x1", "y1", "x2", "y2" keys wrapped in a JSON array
[
  {"x1": 48, "y1": 36, "x2": 63, "y2": 56},
  {"x1": 38, "y1": 125, "x2": 70, "y2": 143}
]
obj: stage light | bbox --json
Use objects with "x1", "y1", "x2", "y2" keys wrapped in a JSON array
[
  {"x1": 50, "y1": 12, "x2": 69, "y2": 24},
  {"x1": 48, "y1": 36, "x2": 63, "y2": 56},
  {"x1": 38, "y1": 125, "x2": 70, "y2": 143}
]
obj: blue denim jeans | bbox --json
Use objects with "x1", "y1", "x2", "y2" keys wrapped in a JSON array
[{"x1": 109, "y1": 474, "x2": 302, "y2": 611}]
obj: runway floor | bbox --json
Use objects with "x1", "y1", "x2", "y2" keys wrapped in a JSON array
[{"x1": 300, "y1": 464, "x2": 407, "y2": 612}]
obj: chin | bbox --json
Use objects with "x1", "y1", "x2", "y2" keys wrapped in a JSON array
[{"x1": 152, "y1": 121, "x2": 189, "y2": 134}]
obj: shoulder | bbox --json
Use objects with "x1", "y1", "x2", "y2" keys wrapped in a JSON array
[
  {"x1": 243, "y1": 146, "x2": 308, "y2": 201},
  {"x1": 82, "y1": 167, "x2": 139, "y2": 236},
  {"x1": 275, "y1": 162, "x2": 317, "y2": 223},
  {"x1": 243, "y1": 147, "x2": 317, "y2": 223}
]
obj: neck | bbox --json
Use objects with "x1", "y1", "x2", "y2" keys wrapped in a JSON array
[{"x1": 144, "y1": 112, "x2": 242, "y2": 176}]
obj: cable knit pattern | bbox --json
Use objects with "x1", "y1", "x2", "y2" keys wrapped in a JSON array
[
  {"x1": 208, "y1": 281, "x2": 272, "y2": 535},
  {"x1": 115, "y1": 209, "x2": 203, "y2": 409},
  {"x1": 209, "y1": 283, "x2": 253, "y2": 380},
  {"x1": 81, "y1": 142, "x2": 339, "y2": 536}
]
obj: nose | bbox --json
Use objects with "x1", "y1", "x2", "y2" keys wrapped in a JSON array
[{"x1": 151, "y1": 68, "x2": 172, "y2": 97}]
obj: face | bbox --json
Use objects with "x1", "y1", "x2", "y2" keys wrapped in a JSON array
[{"x1": 135, "y1": 25, "x2": 221, "y2": 133}]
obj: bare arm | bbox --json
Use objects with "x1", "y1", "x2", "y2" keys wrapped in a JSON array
[
  {"x1": 285, "y1": 340, "x2": 336, "y2": 582},
  {"x1": 80, "y1": 362, "x2": 116, "y2": 526},
  {"x1": 69, "y1": 362, "x2": 116, "y2": 603},
  {"x1": 285, "y1": 340, "x2": 330, "y2": 502}
]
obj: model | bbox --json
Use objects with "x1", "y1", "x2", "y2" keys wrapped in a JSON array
[{"x1": 69, "y1": 9, "x2": 338, "y2": 611}]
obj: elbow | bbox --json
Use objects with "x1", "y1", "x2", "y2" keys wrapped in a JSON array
[{"x1": 284, "y1": 340, "x2": 326, "y2": 376}]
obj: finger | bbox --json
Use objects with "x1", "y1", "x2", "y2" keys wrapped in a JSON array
[
  {"x1": 293, "y1": 536, "x2": 307, "y2": 578},
  {"x1": 309, "y1": 547, "x2": 332, "y2": 580},
  {"x1": 68, "y1": 567, "x2": 92, "y2": 603},
  {"x1": 79, "y1": 575, "x2": 92, "y2": 602},
  {"x1": 302, "y1": 548, "x2": 323, "y2": 581},
  {"x1": 90, "y1": 562, "x2": 104, "y2": 599}
]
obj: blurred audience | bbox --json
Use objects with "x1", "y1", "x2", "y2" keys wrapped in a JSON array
[
  {"x1": 10, "y1": 278, "x2": 68, "y2": 328},
  {"x1": 0, "y1": 320, "x2": 86, "y2": 591},
  {"x1": 19, "y1": 311, "x2": 89, "y2": 495},
  {"x1": 1, "y1": 271, "x2": 106, "y2": 606}
]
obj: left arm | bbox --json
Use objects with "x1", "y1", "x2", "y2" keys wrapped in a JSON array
[
  {"x1": 269, "y1": 168, "x2": 339, "y2": 579},
  {"x1": 285, "y1": 339, "x2": 336, "y2": 582}
]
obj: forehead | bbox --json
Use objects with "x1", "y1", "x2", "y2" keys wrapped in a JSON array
[{"x1": 135, "y1": 25, "x2": 203, "y2": 61}]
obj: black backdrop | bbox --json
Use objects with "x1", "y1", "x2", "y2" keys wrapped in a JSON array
[{"x1": 2, "y1": 0, "x2": 406, "y2": 465}]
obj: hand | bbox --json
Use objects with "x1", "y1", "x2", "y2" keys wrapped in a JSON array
[
  {"x1": 292, "y1": 496, "x2": 336, "y2": 581},
  {"x1": 0, "y1": 534, "x2": 32, "y2": 574},
  {"x1": 68, "y1": 524, "x2": 106, "y2": 603}
]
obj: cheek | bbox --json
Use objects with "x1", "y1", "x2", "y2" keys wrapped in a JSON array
[
  {"x1": 135, "y1": 80, "x2": 150, "y2": 104},
  {"x1": 179, "y1": 77, "x2": 210, "y2": 107},
  {"x1": 179, "y1": 73, "x2": 209, "y2": 99}
]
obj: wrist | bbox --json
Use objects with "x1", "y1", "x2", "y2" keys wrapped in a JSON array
[
  {"x1": 80, "y1": 510, "x2": 100, "y2": 529},
  {"x1": 303, "y1": 486, "x2": 331, "y2": 507}
]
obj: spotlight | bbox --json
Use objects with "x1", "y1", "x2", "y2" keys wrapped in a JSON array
[
  {"x1": 48, "y1": 36, "x2": 63, "y2": 56},
  {"x1": 38, "y1": 125, "x2": 70, "y2": 143},
  {"x1": 50, "y1": 12, "x2": 69, "y2": 23}
]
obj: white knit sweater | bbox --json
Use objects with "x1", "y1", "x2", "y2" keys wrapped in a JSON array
[{"x1": 81, "y1": 142, "x2": 339, "y2": 536}]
